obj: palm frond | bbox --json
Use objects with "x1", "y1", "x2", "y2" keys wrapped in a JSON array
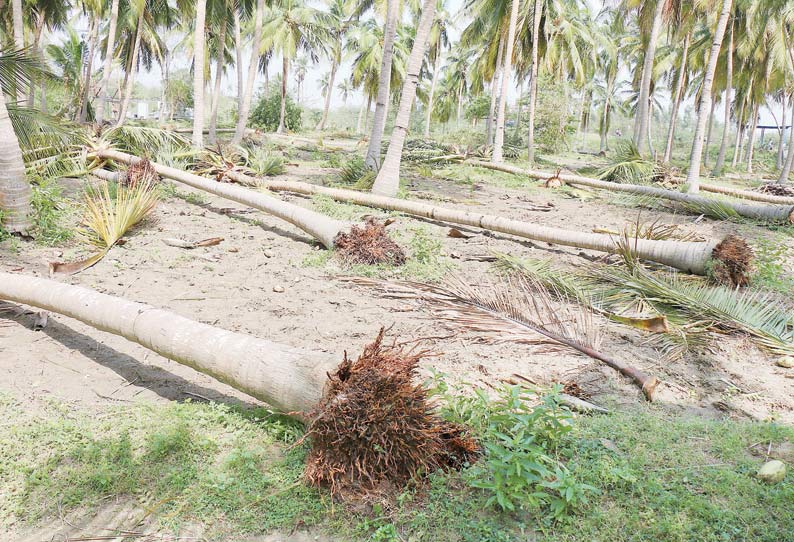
[
  {"x1": 81, "y1": 178, "x2": 160, "y2": 249},
  {"x1": 98, "y1": 126, "x2": 190, "y2": 157},
  {"x1": 0, "y1": 47, "x2": 55, "y2": 95},
  {"x1": 597, "y1": 141, "x2": 655, "y2": 184},
  {"x1": 7, "y1": 105, "x2": 85, "y2": 154}
]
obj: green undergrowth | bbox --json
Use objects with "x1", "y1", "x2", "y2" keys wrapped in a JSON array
[
  {"x1": 2, "y1": 391, "x2": 792, "y2": 541},
  {"x1": 752, "y1": 235, "x2": 794, "y2": 294},
  {"x1": 0, "y1": 178, "x2": 76, "y2": 246}
]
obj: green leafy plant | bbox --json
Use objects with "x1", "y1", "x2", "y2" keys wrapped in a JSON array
[
  {"x1": 249, "y1": 84, "x2": 302, "y2": 132},
  {"x1": 751, "y1": 237, "x2": 794, "y2": 294},
  {"x1": 247, "y1": 148, "x2": 286, "y2": 176},
  {"x1": 336, "y1": 155, "x2": 375, "y2": 189}
]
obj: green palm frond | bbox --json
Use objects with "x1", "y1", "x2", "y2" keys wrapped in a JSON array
[
  {"x1": 98, "y1": 126, "x2": 191, "y2": 157},
  {"x1": 597, "y1": 141, "x2": 655, "y2": 184},
  {"x1": 7, "y1": 105, "x2": 86, "y2": 154},
  {"x1": 0, "y1": 47, "x2": 55, "y2": 95}
]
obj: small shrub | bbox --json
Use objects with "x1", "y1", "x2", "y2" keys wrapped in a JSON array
[
  {"x1": 249, "y1": 84, "x2": 302, "y2": 132},
  {"x1": 336, "y1": 155, "x2": 375, "y2": 189}
]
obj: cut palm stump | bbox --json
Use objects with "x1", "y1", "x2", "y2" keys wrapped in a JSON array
[
  {"x1": 91, "y1": 151, "x2": 404, "y2": 266},
  {"x1": 225, "y1": 172, "x2": 754, "y2": 286},
  {"x1": 469, "y1": 160, "x2": 794, "y2": 224},
  {"x1": 0, "y1": 272, "x2": 475, "y2": 495}
]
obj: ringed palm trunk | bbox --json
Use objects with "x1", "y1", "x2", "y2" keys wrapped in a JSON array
[
  {"x1": 702, "y1": 99, "x2": 716, "y2": 168},
  {"x1": 0, "y1": 272, "x2": 337, "y2": 414},
  {"x1": 371, "y1": 0, "x2": 437, "y2": 196},
  {"x1": 356, "y1": 96, "x2": 366, "y2": 134},
  {"x1": 259, "y1": 177, "x2": 745, "y2": 278},
  {"x1": 423, "y1": 57, "x2": 440, "y2": 138},
  {"x1": 192, "y1": 0, "x2": 208, "y2": 147},
  {"x1": 97, "y1": 0, "x2": 121, "y2": 125},
  {"x1": 233, "y1": 0, "x2": 265, "y2": 144},
  {"x1": 317, "y1": 54, "x2": 338, "y2": 131},
  {"x1": 634, "y1": 0, "x2": 666, "y2": 155},
  {"x1": 663, "y1": 32, "x2": 690, "y2": 164},
  {"x1": 780, "y1": 97, "x2": 794, "y2": 183},
  {"x1": 492, "y1": 0, "x2": 520, "y2": 163},
  {"x1": 485, "y1": 35, "x2": 505, "y2": 147},
  {"x1": 209, "y1": 22, "x2": 227, "y2": 145},
  {"x1": 365, "y1": 0, "x2": 400, "y2": 170},
  {"x1": 233, "y1": 11, "x2": 244, "y2": 134},
  {"x1": 684, "y1": 0, "x2": 733, "y2": 193},
  {"x1": 699, "y1": 183, "x2": 794, "y2": 205},
  {"x1": 731, "y1": 98, "x2": 745, "y2": 167},
  {"x1": 79, "y1": 20, "x2": 99, "y2": 123},
  {"x1": 95, "y1": 150, "x2": 349, "y2": 248},
  {"x1": 116, "y1": 9, "x2": 146, "y2": 127},
  {"x1": 746, "y1": 103, "x2": 759, "y2": 173},
  {"x1": 526, "y1": 0, "x2": 542, "y2": 165},
  {"x1": 712, "y1": 21, "x2": 733, "y2": 177},
  {"x1": 277, "y1": 56, "x2": 289, "y2": 134},
  {"x1": 0, "y1": 92, "x2": 32, "y2": 233},
  {"x1": 777, "y1": 93, "x2": 787, "y2": 171},
  {"x1": 470, "y1": 159, "x2": 794, "y2": 224}
]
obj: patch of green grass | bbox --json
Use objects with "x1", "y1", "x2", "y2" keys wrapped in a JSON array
[
  {"x1": 752, "y1": 236, "x2": 794, "y2": 294},
  {"x1": 310, "y1": 194, "x2": 373, "y2": 221},
  {"x1": 442, "y1": 164, "x2": 542, "y2": 191}
]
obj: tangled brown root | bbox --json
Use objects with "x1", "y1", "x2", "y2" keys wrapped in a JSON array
[
  {"x1": 334, "y1": 219, "x2": 407, "y2": 266},
  {"x1": 303, "y1": 330, "x2": 478, "y2": 496},
  {"x1": 710, "y1": 235, "x2": 754, "y2": 287},
  {"x1": 756, "y1": 183, "x2": 794, "y2": 198},
  {"x1": 545, "y1": 168, "x2": 564, "y2": 189},
  {"x1": 124, "y1": 159, "x2": 159, "y2": 188}
]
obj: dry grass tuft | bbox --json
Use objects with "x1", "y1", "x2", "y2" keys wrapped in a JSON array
[
  {"x1": 334, "y1": 219, "x2": 407, "y2": 266},
  {"x1": 124, "y1": 158, "x2": 159, "y2": 188},
  {"x1": 710, "y1": 235, "x2": 754, "y2": 287},
  {"x1": 303, "y1": 330, "x2": 478, "y2": 496}
]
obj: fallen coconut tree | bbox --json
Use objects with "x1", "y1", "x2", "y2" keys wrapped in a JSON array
[
  {"x1": 223, "y1": 173, "x2": 753, "y2": 286},
  {"x1": 92, "y1": 150, "x2": 405, "y2": 265},
  {"x1": 698, "y1": 183, "x2": 794, "y2": 206},
  {"x1": 0, "y1": 272, "x2": 475, "y2": 493},
  {"x1": 468, "y1": 160, "x2": 794, "y2": 224}
]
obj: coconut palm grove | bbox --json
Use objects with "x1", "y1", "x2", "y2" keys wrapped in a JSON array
[{"x1": 2, "y1": 0, "x2": 794, "y2": 539}]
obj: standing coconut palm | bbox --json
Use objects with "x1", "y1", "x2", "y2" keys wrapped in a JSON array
[
  {"x1": 712, "y1": 18, "x2": 734, "y2": 176},
  {"x1": 685, "y1": 0, "x2": 734, "y2": 193},
  {"x1": 294, "y1": 55, "x2": 308, "y2": 103},
  {"x1": 97, "y1": 0, "x2": 121, "y2": 124},
  {"x1": 262, "y1": 0, "x2": 329, "y2": 134},
  {"x1": 662, "y1": 25, "x2": 692, "y2": 164},
  {"x1": 422, "y1": 0, "x2": 450, "y2": 138},
  {"x1": 317, "y1": 0, "x2": 352, "y2": 131},
  {"x1": 524, "y1": 0, "x2": 543, "y2": 164},
  {"x1": 364, "y1": 0, "x2": 400, "y2": 169},
  {"x1": 191, "y1": 0, "x2": 209, "y2": 147},
  {"x1": 10, "y1": 0, "x2": 25, "y2": 101},
  {"x1": 371, "y1": 0, "x2": 437, "y2": 196},
  {"x1": 208, "y1": 0, "x2": 234, "y2": 144},
  {"x1": 631, "y1": 0, "x2": 667, "y2": 155},
  {"x1": 491, "y1": 0, "x2": 520, "y2": 163},
  {"x1": 0, "y1": 87, "x2": 31, "y2": 233},
  {"x1": 337, "y1": 79, "x2": 353, "y2": 105},
  {"x1": 232, "y1": 0, "x2": 265, "y2": 143}
]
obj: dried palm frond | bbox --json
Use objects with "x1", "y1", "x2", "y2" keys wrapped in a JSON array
[
  {"x1": 592, "y1": 217, "x2": 706, "y2": 243},
  {"x1": 346, "y1": 276, "x2": 660, "y2": 400},
  {"x1": 194, "y1": 144, "x2": 253, "y2": 182},
  {"x1": 756, "y1": 183, "x2": 794, "y2": 197}
]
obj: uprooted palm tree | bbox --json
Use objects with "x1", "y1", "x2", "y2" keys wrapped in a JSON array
[
  {"x1": 0, "y1": 273, "x2": 477, "y2": 494},
  {"x1": 226, "y1": 172, "x2": 754, "y2": 286},
  {"x1": 470, "y1": 160, "x2": 794, "y2": 224},
  {"x1": 93, "y1": 149, "x2": 406, "y2": 265}
]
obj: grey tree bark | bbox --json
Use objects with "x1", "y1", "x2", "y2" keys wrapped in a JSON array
[
  {"x1": 192, "y1": 0, "x2": 208, "y2": 147},
  {"x1": 492, "y1": 0, "x2": 520, "y2": 163},
  {"x1": 526, "y1": 0, "x2": 543, "y2": 165},
  {"x1": 97, "y1": 0, "x2": 121, "y2": 124},
  {"x1": 233, "y1": 0, "x2": 265, "y2": 144},
  {"x1": 209, "y1": 21, "x2": 227, "y2": 144},
  {"x1": 712, "y1": 21, "x2": 733, "y2": 177},
  {"x1": 485, "y1": 35, "x2": 505, "y2": 147},
  {"x1": 662, "y1": 32, "x2": 691, "y2": 163},
  {"x1": 0, "y1": 92, "x2": 32, "y2": 233},
  {"x1": 633, "y1": 0, "x2": 666, "y2": 155}
]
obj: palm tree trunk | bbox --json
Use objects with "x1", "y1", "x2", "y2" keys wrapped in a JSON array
[
  {"x1": 371, "y1": 0, "x2": 437, "y2": 196},
  {"x1": 777, "y1": 93, "x2": 787, "y2": 171},
  {"x1": 116, "y1": 9, "x2": 145, "y2": 127},
  {"x1": 633, "y1": 0, "x2": 666, "y2": 154},
  {"x1": 663, "y1": 31, "x2": 691, "y2": 163},
  {"x1": 356, "y1": 98, "x2": 366, "y2": 134},
  {"x1": 159, "y1": 51, "x2": 170, "y2": 123},
  {"x1": 11, "y1": 0, "x2": 25, "y2": 102},
  {"x1": 0, "y1": 272, "x2": 337, "y2": 415},
  {"x1": 233, "y1": 10, "x2": 244, "y2": 132},
  {"x1": 423, "y1": 57, "x2": 441, "y2": 138},
  {"x1": 261, "y1": 177, "x2": 749, "y2": 280},
  {"x1": 702, "y1": 99, "x2": 716, "y2": 168},
  {"x1": 746, "y1": 103, "x2": 759, "y2": 173},
  {"x1": 79, "y1": 20, "x2": 99, "y2": 123},
  {"x1": 365, "y1": 0, "x2": 400, "y2": 170},
  {"x1": 364, "y1": 95, "x2": 372, "y2": 131},
  {"x1": 485, "y1": 35, "x2": 505, "y2": 146},
  {"x1": 731, "y1": 97, "x2": 745, "y2": 167},
  {"x1": 209, "y1": 22, "x2": 227, "y2": 145},
  {"x1": 492, "y1": 0, "x2": 520, "y2": 163},
  {"x1": 684, "y1": 0, "x2": 733, "y2": 193},
  {"x1": 700, "y1": 183, "x2": 794, "y2": 205},
  {"x1": 97, "y1": 0, "x2": 121, "y2": 125},
  {"x1": 514, "y1": 79, "x2": 524, "y2": 140},
  {"x1": 0, "y1": 92, "x2": 32, "y2": 233},
  {"x1": 277, "y1": 56, "x2": 289, "y2": 134},
  {"x1": 526, "y1": 0, "x2": 543, "y2": 165},
  {"x1": 712, "y1": 22, "x2": 733, "y2": 177},
  {"x1": 471, "y1": 159, "x2": 794, "y2": 224},
  {"x1": 28, "y1": 15, "x2": 46, "y2": 108},
  {"x1": 233, "y1": 0, "x2": 265, "y2": 144},
  {"x1": 599, "y1": 102, "x2": 609, "y2": 153},
  {"x1": 317, "y1": 56, "x2": 338, "y2": 131},
  {"x1": 780, "y1": 97, "x2": 794, "y2": 183},
  {"x1": 96, "y1": 150, "x2": 350, "y2": 248},
  {"x1": 192, "y1": 0, "x2": 208, "y2": 147}
]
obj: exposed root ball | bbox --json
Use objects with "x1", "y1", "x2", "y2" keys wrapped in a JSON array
[
  {"x1": 710, "y1": 235, "x2": 754, "y2": 287},
  {"x1": 334, "y1": 219, "x2": 407, "y2": 266},
  {"x1": 304, "y1": 330, "x2": 478, "y2": 496},
  {"x1": 756, "y1": 183, "x2": 794, "y2": 198},
  {"x1": 124, "y1": 159, "x2": 159, "y2": 188}
]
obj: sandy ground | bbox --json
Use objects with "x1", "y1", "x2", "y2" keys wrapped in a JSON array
[{"x1": 2, "y1": 140, "x2": 794, "y2": 539}]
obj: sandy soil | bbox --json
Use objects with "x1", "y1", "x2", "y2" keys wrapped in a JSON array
[{"x1": 2, "y1": 139, "x2": 793, "y2": 539}]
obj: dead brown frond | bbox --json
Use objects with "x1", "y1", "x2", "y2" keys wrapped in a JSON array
[
  {"x1": 334, "y1": 219, "x2": 407, "y2": 266},
  {"x1": 124, "y1": 158, "x2": 159, "y2": 188},
  {"x1": 303, "y1": 329, "x2": 478, "y2": 496},
  {"x1": 345, "y1": 276, "x2": 659, "y2": 400},
  {"x1": 710, "y1": 235, "x2": 754, "y2": 287},
  {"x1": 756, "y1": 183, "x2": 794, "y2": 197}
]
